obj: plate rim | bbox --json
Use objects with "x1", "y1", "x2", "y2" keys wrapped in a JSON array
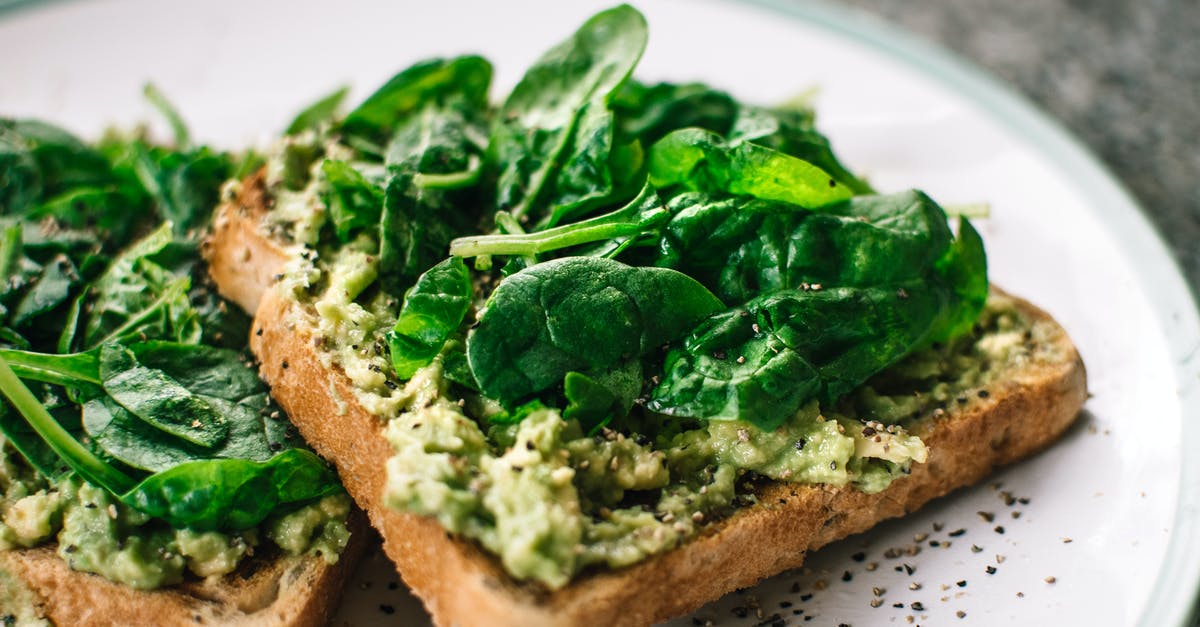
[{"x1": 730, "y1": 0, "x2": 1200, "y2": 624}]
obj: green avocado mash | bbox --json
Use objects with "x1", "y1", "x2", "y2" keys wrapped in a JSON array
[
  {"x1": 0, "y1": 434, "x2": 351, "y2": 590},
  {"x1": 266, "y1": 172, "x2": 1033, "y2": 587}
]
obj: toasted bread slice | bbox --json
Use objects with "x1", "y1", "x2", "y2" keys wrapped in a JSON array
[
  {"x1": 0, "y1": 518, "x2": 365, "y2": 627},
  {"x1": 207, "y1": 173, "x2": 1087, "y2": 627}
]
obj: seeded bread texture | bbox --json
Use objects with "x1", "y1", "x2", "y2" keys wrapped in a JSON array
[
  {"x1": 207, "y1": 173, "x2": 1087, "y2": 627},
  {"x1": 0, "y1": 514, "x2": 366, "y2": 626}
]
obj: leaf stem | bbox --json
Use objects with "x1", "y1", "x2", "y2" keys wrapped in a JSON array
[{"x1": 0, "y1": 357, "x2": 135, "y2": 493}]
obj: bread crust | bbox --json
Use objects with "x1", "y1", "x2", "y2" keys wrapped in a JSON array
[
  {"x1": 207, "y1": 176, "x2": 1088, "y2": 626},
  {"x1": 0, "y1": 516, "x2": 366, "y2": 627}
]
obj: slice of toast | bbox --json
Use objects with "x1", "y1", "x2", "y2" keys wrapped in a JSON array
[
  {"x1": 0, "y1": 171, "x2": 367, "y2": 626},
  {"x1": 0, "y1": 517, "x2": 366, "y2": 627},
  {"x1": 207, "y1": 173, "x2": 1088, "y2": 627}
]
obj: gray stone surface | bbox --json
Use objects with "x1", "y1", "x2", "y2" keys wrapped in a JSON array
[{"x1": 836, "y1": 0, "x2": 1200, "y2": 300}]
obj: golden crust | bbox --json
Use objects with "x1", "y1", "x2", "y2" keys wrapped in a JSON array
[
  {"x1": 207, "y1": 178, "x2": 1087, "y2": 627},
  {"x1": 0, "y1": 513, "x2": 367, "y2": 626}
]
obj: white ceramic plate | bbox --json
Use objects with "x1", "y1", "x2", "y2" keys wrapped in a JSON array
[{"x1": 4, "y1": 0, "x2": 1199, "y2": 625}]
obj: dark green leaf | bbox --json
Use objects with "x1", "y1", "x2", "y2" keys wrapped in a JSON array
[
  {"x1": 121, "y1": 448, "x2": 341, "y2": 531},
  {"x1": 488, "y1": 5, "x2": 647, "y2": 224},
  {"x1": 341, "y1": 56, "x2": 491, "y2": 151},
  {"x1": 285, "y1": 86, "x2": 349, "y2": 135},
  {"x1": 321, "y1": 160, "x2": 385, "y2": 242},
  {"x1": 388, "y1": 257, "x2": 472, "y2": 379},
  {"x1": 611, "y1": 80, "x2": 737, "y2": 146},
  {"x1": 466, "y1": 256, "x2": 723, "y2": 404},
  {"x1": 654, "y1": 190, "x2": 955, "y2": 303},
  {"x1": 99, "y1": 344, "x2": 229, "y2": 449}
]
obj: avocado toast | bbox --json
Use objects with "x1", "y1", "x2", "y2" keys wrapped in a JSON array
[
  {"x1": 0, "y1": 107, "x2": 361, "y2": 624},
  {"x1": 206, "y1": 5, "x2": 1086, "y2": 625}
]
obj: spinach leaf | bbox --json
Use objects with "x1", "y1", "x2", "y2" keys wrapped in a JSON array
[
  {"x1": 131, "y1": 143, "x2": 231, "y2": 237},
  {"x1": 648, "y1": 127, "x2": 853, "y2": 209},
  {"x1": 729, "y1": 104, "x2": 873, "y2": 195},
  {"x1": 0, "y1": 357, "x2": 137, "y2": 495},
  {"x1": 11, "y1": 254, "x2": 79, "y2": 328},
  {"x1": 122, "y1": 448, "x2": 341, "y2": 532},
  {"x1": 379, "y1": 97, "x2": 488, "y2": 293},
  {"x1": 466, "y1": 256, "x2": 723, "y2": 404},
  {"x1": 488, "y1": 4, "x2": 647, "y2": 225},
  {"x1": 98, "y1": 343, "x2": 229, "y2": 449},
  {"x1": 611, "y1": 80, "x2": 738, "y2": 146},
  {"x1": 321, "y1": 159, "x2": 385, "y2": 243},
  {"x1": 647, "y1": 214, "x2": 988, "y2": 430},
  {"x1": 81, "y1": 224, "x2": 200, "y2": 348},
  {"x1": 647, "y1": 284, "x2": 934, "y2": 429},
  {"x1": 563, "y1": 359, "x2": 641, "y2": 434},
  {"x1": 388, "y1": 257, "x2": 472, "y2": 379},
  {"x1": 341, "y1": 56, "x2": 492, "y2": 152},
  {"x1": 285, "y1": 86, "x2": 349, "y2": 135},
  {"x1": 654, "y1": 190, "x2": 956, "y2": 303}
]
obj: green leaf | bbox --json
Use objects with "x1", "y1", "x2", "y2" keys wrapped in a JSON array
[
  {"x1": 341, "y1": 56, "x2": 492, "y2": 151},
  {"x1": 488, "y1": 4, "x2": 647, "y2": 224},
  {"x1": 143, "y1": 84, "x2": 191, "y2": 149},
  {"x1": 655, "y1": 190, "x2": 956, "y2": 303},
  {"x1": 648, "y1": 127, "x2": 853, "y2": 208},
  {"x1": 321, "y1": 160, "x2": 384, "y2": 242},
  {"x1": 12, "y1": 254, "x2": 79, "y2": 328},
  {"x1": 466, "y1": 256, "x2": 723, "y2": 404},
  {"x1": 285, "y1": 86, "x2": 349, "y2": 135},
  {"x1": 730, "y1": 104, "x2": 873, "y2": 195},
  {"x1": 388, "y1": 257, "x2": 472, "y2": 379},
  {"x1": 0, "y1": 356, "x2": 137, "y2": 494},
  {"x1": 563, "y1": 359, "x2": 641, "y2": 434},
  {"x1": 611, "y1": 80, "x2": 738, "y2": 146},
  {"x1": 379, "y1": 99, "x2": 488, "y2": 293},
  {"x1": 82, "y1": 224, "x2": 200, "y2": 348},
  {"x1": 121, "y1": 448, "x2": 341, "y2": 532},
  {"x1": 99, "y1": 343, "x2": 229, "y2": 449}
]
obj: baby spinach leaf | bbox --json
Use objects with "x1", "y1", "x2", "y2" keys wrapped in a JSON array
[
  {"x1": 99, "y1": 343, "x2": 228, "y2": 449},
  {"x1": 285, "y1": 86, "x2": 349, "y2": 135},
  {"x1": 388, "y1": 257, "x2": 472, "y2": 380},
  {"x1": 82, "y1": 224, "x2": 200, "y2": 348},
  {"x1": 648, "y1": 282, "x2": 948, "y2": 430},
  {"x1": 654, "y1": 190, "x2": 956, "y2": 303},
  {"x1": 648, "y1": 127, "x2": 853, "y2": 209},
  {"x1": 611, "y1": 80, "x2": 738, "y2": 146},
  {"x1": 729, "y1": 104, "x2": 872, "y2": 195},
  {"x1": 379, "y1": 98, "x2": 488, "y2": 293},
  {"x1": 11, "y1": 254, "x2": 79, "y2": 328},
  {"x1": 488, "y1": 4, "x2": 647, "y2": 224},
  {"x1": 341, "y1": 56, "x2": 492, "y2": 151},
  {"x1": 132, "y1": 143, "x2": 231, "y2": 237},
  {"x1": 563, "y1": 359, "x2": 641, "y2": 435},
  {"x1": 122, "y1": 448, "x2": 341, "y2": 532},
  {"x1": 321, "y1": 159, "x2": 385, "y2": 242},
  {"x1": 466, "y1": 256, "x2": 723, "y2": 404}
]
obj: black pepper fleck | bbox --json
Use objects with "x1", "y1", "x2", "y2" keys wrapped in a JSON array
[
  {"x1": 986, "y1": 566, "x2": 997, "y2": 575},
  {"x1": 379, "y1": 604, "x2": 396, "y2": 615}
]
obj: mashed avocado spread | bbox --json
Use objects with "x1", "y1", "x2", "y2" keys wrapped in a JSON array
[
  {"x1": 262, "y1": 143, "x2": 1039, "y2": 588},
  {"x1": 0, "y1": 433, "x2": 351, "y2": 590}
]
